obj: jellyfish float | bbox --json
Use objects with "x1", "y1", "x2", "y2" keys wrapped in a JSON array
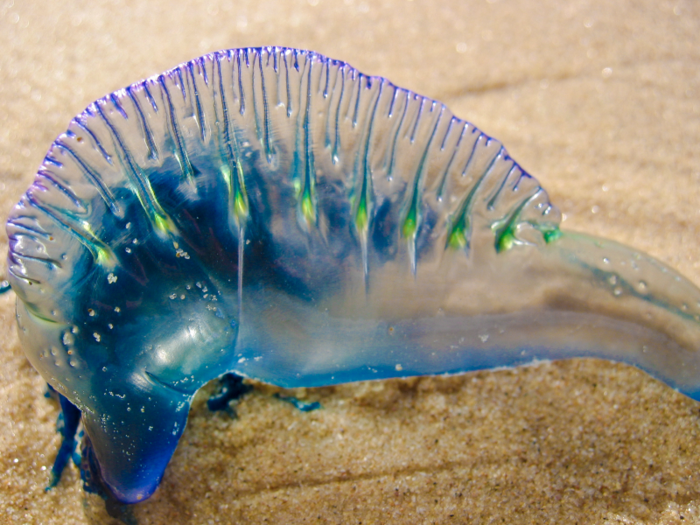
[{"x1": 6, "y1": 47, "x2": 700, "y2": 504}]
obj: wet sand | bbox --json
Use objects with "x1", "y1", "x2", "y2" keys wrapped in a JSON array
[{"x1": 1, "y1": 1, "x2": 700, "y2": 523}]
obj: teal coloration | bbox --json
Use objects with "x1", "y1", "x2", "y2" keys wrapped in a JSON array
[
  {"x1": 274, "y1": 393, "x2": 322, "y2": 413},
  {"x1": 45, "y1": 387, "x2": 81, "y2": 490},
  {"x1": 207, "y1": 373, "x2": 252, "y2": 413},
  {"x1": 7, "y1": 47, "x2": 700, "y2": 504}
]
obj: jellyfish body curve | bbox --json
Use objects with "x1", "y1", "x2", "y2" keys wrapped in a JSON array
[{"x1": 6, "y1": 46, "x2": 700, "y2": 504}]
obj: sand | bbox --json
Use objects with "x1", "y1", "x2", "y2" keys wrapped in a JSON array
[{"x1": 1, "y1": 0, "x2": 700, "y2": 523}]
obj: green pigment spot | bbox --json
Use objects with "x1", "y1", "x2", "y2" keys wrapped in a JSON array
[
  {"x1": 402, "y1": 209, "x2": 417, "y2": 239},
  {"x1": 301, "y1": 189, "x2": 314, "y2": 223},
  {"x1": 154, "y1": 214, "x2": 170, "y2": 235},
  {"x1": 495, "y1": 227, "x2": 515, "y2": 253},
  {"x1": 234, "y1": 191, "x2": 248, "y2": 218},
  {"x1": 223, "y1": 163, "x2": 249, "y2": 222},
  {"x1": 542, "y1": 226, "x2": 562, "y2": 244},
  {"x1": 96, "y1": 246, "x2": 114, "y2": 267},
  {"x1": 447, "y1": 222, "x2": 467, "y2": 250},
  {"x1": 355, "y1": 194, "x2": 368, "y2": 232}
]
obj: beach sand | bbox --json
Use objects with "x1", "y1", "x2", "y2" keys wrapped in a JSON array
[{"x1": 1, "y1": 0, "x2": 700, "y2": 523}]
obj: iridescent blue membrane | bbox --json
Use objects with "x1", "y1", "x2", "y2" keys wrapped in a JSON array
[{"x1": 7, "y1": 47, "x2": 700, "y2": 504}]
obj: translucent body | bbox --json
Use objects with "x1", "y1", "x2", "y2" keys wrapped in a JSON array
[{"x1": 6, "y1": 47, "x2": 700, "y2": 503}]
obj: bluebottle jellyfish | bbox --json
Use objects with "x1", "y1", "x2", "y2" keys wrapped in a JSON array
[{"x1": 6, "y1": 46, "x2": 700, "y2": 504}]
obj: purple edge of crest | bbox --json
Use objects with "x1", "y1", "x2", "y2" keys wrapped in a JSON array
[
  {"x1": 22, "y1": 46, "x2": 551, "y2": 265},
  {"x1": 43, "y1": 45, "x2": 473, "y2": 172}
]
